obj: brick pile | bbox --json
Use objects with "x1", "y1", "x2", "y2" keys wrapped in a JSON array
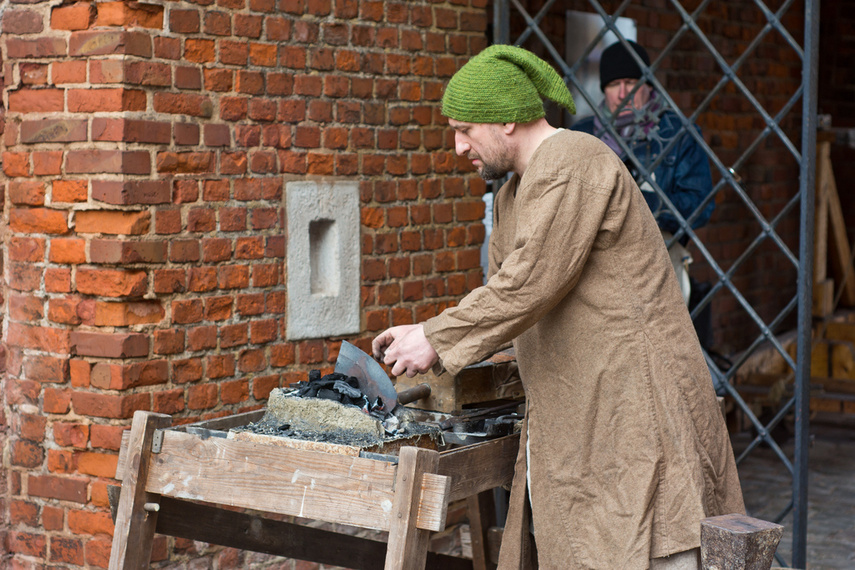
[{"x1": 1, "y1": 0, "x2": 488, "y2": 567}]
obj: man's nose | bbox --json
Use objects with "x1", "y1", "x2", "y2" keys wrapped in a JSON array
[{"x1": 454, "y1": 134, "x2": 469, "y2": 156}]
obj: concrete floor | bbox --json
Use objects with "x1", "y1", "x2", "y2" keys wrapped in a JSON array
[{"x1": 733, "y1": 413, "x2": 855, "y2": 570}]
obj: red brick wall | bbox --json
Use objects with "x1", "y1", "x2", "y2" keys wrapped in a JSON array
[
  {"x1": 1, "y1": 1, "x2": 487, "y2": 567},
  {"x1": 502, "y1": 0, "x2": 807, "y2": 354}
]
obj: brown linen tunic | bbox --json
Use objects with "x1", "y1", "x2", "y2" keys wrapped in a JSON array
[{"x1": 422, "y1": 130, "x2": 744, "y2": 569}]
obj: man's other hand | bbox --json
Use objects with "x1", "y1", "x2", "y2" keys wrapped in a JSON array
[{"x1": 372, "y1": 324, "x2": 439, "y2": 378}]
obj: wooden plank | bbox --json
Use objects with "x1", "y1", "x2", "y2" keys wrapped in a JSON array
[
  {"x1": 467, "y1": 491, "x2": 497, "y2": 570},
  {"x1": 179, "y1": 409, "x2": 265, "y2": 431},
  {"x1": 813, "y1": 278, "x2": 835, "y2": 318},
  {"x1": 140, "y1": 494, "x2": 474, "y2": 570},
  {"x1": 141, "y1": 428, "x2": 400, "y2": 531},
  {"x1": 385, "y1": 446, "x2": 441, "y2": 570},
  {"x1": 814, "y1": 139, "x2": 830, "y2": 284},
  {"x1": 416, "y1": 472, "x2": 452, "y2": 532},
  {"x1": 109, "y1": 411, "x2": 173, "y2": 570},
  {"x1": 439, "y1": 434, "x2": 519, "y2": 502},
  {"x1": 822, "y1": 141, "x2": 855, "y2": 306},
  {"x1": 228, "y1": 430, "x2": 362, "y2": 456}
]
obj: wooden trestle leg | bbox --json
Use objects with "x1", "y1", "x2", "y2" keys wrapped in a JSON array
[{"x1": 109, "y1": 411, "x2": 173, "y2": 570}]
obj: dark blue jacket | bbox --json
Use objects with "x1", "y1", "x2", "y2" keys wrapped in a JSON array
[{"x1": 572, "y1": 110, "x2": 714, "y2": 235}]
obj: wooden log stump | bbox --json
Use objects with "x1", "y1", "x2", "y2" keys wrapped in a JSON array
[{"x1": 701, "y1": 513, "x2": 783, "y2": 570}]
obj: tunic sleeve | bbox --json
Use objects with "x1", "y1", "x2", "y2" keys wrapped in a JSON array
[{"x1": 423, "y1": 134, "x2": 626, "y2": 376}]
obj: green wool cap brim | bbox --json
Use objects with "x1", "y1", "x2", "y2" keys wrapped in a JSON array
[{"x1": 442, "y1": 45, "x2": 576, "y2": 124}]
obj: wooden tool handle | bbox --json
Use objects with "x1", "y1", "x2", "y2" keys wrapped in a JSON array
[{"x1": 396, "y1": 383, "x2": 431, "y2": 406}]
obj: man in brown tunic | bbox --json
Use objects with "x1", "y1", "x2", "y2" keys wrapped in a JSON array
[{"x1": 373, "y1": 45, "x2": 744, "y2": 569}]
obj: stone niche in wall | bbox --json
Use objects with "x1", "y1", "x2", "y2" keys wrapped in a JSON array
[{"x1": 285, "y1": 181, "x2": 360, "y2": 340}]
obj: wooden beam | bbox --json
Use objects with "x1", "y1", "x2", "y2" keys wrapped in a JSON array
[
  {"x1": 701, "y1": 513, "x2": 783, "y2": 569},
  {"x1": 438, "y1": 434, "x2": 519, "y2": 503},
  {"x1": 467, "y1": 491, "x2": 498, "y2": 570},
  {"x1": 821, "y1": 140, "x2": 855, "y2": 306},
  {"x1": 385, "y1": 446, "x2": 442, "y2": 570},
  {"x1": 120, "y1": 494, "x2": 474, "y2": 570},
  {"x1": 109, "y1": 411, "x2": 173, "y2": 570},
  {"x1": 134, "y1": 428, "x2": 400, "y2": 531}
]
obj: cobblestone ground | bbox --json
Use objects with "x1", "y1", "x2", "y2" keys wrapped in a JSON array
[{"x1": 733, "y1": 414, "x2": 855, "y2": 570}]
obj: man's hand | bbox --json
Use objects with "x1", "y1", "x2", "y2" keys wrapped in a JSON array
[{"x1": 372, "y1": 324, "x2": 439, "y2": 378}]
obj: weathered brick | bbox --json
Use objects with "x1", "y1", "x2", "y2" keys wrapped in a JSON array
[
  {"x1": 10, "y1": 208, "x2": 70, "y2": 235},
  {"x1": 10, "y1": 500, "x2": 40, "y2": 526},
  {"x1": 205, "y1": 296, "x2": 233, "y2": 320},
  {"x1": 52, "y1": 60, "x2": 88, "y2": 83},
  {"x1": 69, "y1": 30, "x2": 152, "y2": 57},
  {"x1": 188, "y1": 267, "x2": 217, "y2": 292},
  {"x1": 154, "y1": 329, "x2": 185, "y2": 354},
  {"x1": 22, "y1": 62, "x2": 49, "y2": 85},
  {"x1": 95, "y1": 0, "x2": 164, "y2": 28},
  {"x1": 32, "y1": 151, "x2": 63, "y2": 176},
  {"x1": 54, "y1": 423, "x2": 90, "y2": 448},
  {"x1": 9, "y1": 180, "x2": 46, "y2": 206},
  {"x1": 89, "y1": 58, "x2": 124, "y2": 83},
  {"x1": 5, "y1": 37, "x2": 67, "y2": 59},
  {"x1": 156, "y1": 151, "x2": 214, "y2": 174},
  {"x1": 90, "y1": 239, "x2": 166, "y2": 264},
  {"x1": 8, "y1": 531, "x2": 47, "y2": 557},
  {"x1": 175, "y1": 65, "x2": 202, "y2": 89},
  {"x1": 74, "y1": 210, "x2": 150, "y2": 235},
  {"x1": 153, "y1": 388, "x2": 186, "y2": 414},
  {"x1": 207, "y1": 354, "x2": 235, "y2": 378},
  {"x1": 51, "y1": 2, "x2": 96, "y2": 31},
  {"x1": 188, "y1": 326, "x2": 217, "y2": 351},
  {"x1": 172, "y1": 299, "x2": 204, "y2": 324},
  {"x1": 172, "y1": 358, "x2": 203, "y2": 383},
  {"x1": 184, "y1": 38, "x2": 216, "y2": 62},
  {"x1": 154, "y1": 268, "x2": 186, "y2": 293},
  {"x1": 221, "y1": 378, "x2": 249, "y2": 403},
  {"x1": 92, "y1": 180, "x2": 170, "y2": 205},
  {"x1": 77, "y1": 268, "x2": 147, "y2": 297},
  {"x1": 28, "y1": 474, "x2": 88, "y2": 503},
  {"x1": 10, "y1": 294, "x2": 45, "y2": 322},
  {"x1": 67, "y1": 88, "x2": 146, "y2": 112},
  {"x1": 70, "y1": 391, "x2": 151, "y2": 418},
  {"x1": 174, "y1": 122, "x2": 200, "y2": 145},
  {"x1": 94, "y1": 301, "x2": 164, "y2": 326},
  {"x1": 2, "y1": 9, "x2": 42, "y2": 33},
  {"x1": 23, "y1": 354, "x2": 69, "y2": 384},
  {"x1": 21, "y1": 119, "x2": 88, "y2": 144},
  {"x1": 187, "y1": 383, "x2": 218, "y2": 410},
  {"x1": 50, "y1": 536, "x2": 85, "y2": 565},
  {"x1": 90, "y1": 424, "x2": 124, "y2": 450},
  {"x1": 70, "y1": 331, "x2": 149, "y2": 358},
  {"x1": 65, "y1": 150, "x2": 150, "y2": 174},
  {"x1": 8, "y1": 88, "x2": 64, "y2": 113}
]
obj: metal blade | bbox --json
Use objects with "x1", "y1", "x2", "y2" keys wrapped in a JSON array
[{"x1": 334, "y1": 341, "x2": 398, "y2": 412}]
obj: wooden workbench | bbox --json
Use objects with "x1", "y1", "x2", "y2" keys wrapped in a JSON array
[{"x1": 109, "y1": 410, "x2": 519, "y2": 570}]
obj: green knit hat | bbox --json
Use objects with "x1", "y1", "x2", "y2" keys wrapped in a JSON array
[{"x1": 442, "y1": 45, "x2": 576, "y2": 123}]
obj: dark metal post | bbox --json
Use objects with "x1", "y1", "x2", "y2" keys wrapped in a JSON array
[
  {"x1": 793, "y1": 1, "x2": 820, "y2": 567},
  {"x1": 493, "y1": 0, "x2": 509, "y2": 45}
]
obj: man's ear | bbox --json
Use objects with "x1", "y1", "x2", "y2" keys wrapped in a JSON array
[{"x1": 502, "y1": 122, "x2": 517, "y2": 135}]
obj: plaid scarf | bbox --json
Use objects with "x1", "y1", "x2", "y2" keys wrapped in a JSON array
[{"x1": 592, "y1": 90, "x2": 666, "y2": 159}]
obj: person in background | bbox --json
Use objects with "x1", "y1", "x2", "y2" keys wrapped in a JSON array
[
  {"x1": 574, "y1": 39, "x2": 716, "y2": 342},
  {"x1": 373, "y1": 45, "x2": 743, "y2": 569}
]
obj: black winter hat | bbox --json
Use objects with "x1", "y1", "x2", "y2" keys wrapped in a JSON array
[{"x1": 599, "y1": 40, "x2": 651, "y2": 92}]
